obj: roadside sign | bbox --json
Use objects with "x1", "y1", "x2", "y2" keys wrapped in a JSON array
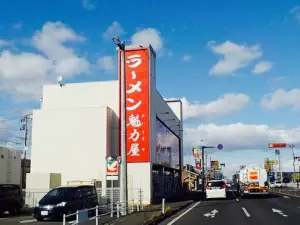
[
  {"x1": 268, "y1": 143, "x2": 286, "y2": 148},
  {"x1": 106, "y1": 161, "x2": 119, "y2": 176},
  {"x1": 217, "y1": 144, "x2": 223, "y2": 150}
]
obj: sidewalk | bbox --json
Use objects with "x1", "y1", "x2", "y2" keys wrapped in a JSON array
[{"x1": 106, "y1": 200, "x2": 193, "y2": 225}]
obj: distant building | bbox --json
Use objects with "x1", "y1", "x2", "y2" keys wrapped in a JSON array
[{"x1": 0, "y1": 147, "x2": 22, "y2": 185}]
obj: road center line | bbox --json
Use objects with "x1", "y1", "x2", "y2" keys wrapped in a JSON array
[
  {"x1": 241, "y1": 207, "x2": 251, "y2": 217},
  {"x1": 166, "y1": 201, "x2": 201, "y2": 225},
  {"x1": 20, "y1": 219, "x2": 37, "y2": 223}
]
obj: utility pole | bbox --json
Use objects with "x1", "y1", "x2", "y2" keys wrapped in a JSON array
[
  {"x1": 205, "y1": 151, "x2": 208, "y2": 171},
  {"x1": 289, "y1": 144, "x2": 296, "y2": 183},
  {"x1": 20, "y1": 114, "x2": 31, "y2": 189},
  {"x1": 201, "y1": 146, "x2": 215, "y2": 192},
  {"x1": 112, "y1": 36, "x2": 127, "y2": 215}
]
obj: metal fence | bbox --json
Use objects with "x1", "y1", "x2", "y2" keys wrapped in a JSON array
[
  {"x1": 62, "y1": 199, "x2": 144, "y2": 225},
  {"x1": 23, "y1": 188, "x2": 143, "y2": 208}
]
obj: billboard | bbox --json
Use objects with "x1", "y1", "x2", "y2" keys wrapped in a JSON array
[
  {"x1": 155, "y1": 119, "x2": 180, "y2": 169},
  {"x1": 195, "y1": 159, "x2": 201, "y2": 169},
  {"x1": 123, "y1": 48, "x2": 150, "y2": 162},
  {"x1": 192, "y1": 148, "x2": 202, "y2": 159},
  {"x1": 211, "y1": 160, "x2": 219, "y2": 169}
]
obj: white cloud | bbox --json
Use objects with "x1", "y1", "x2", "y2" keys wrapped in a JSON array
[
  {"x1": 290, "y1": 5, "x2": 300, "y2": 22},
  {"x1": 208, "y1": 41, "x2": 262, "y2": 75},
  {"x1": 103, "y1": 21, "x2": 125, "y2": 41},
  {"x1": 82, "y1": 0, "x2": 96, "y2": 10},
  {"x1": 260, "y1": 89, "x2": 300, "y2": 110},
  {"x1": 185, "y1": 123, "x2": 300, "y2": 151},
  {"x1": 0, "y1": 21, "x2": 90, "y2": 101},
  {"x1": 182, "y1": 54, "x2": 192, "y2": 61},
  {"x1": 252, "y1": 61, "x2": 273, "y2": 74},
  {"x1": 13, "y1": 22, "x2": 22, "y2": 29},
  {"x1": 98, "y1": 56, "x2": 115, "y2": 71},
  {"x1": 166, "y1": 93, "x2": 250, "y2": 120},
  {"x1": 167, "y1": 50, "x2": 174, "y2": 56},
  {"x1": 32, "y1": 21, "x2": 89, "y2": 76},
  {"x1": 131, "y1": 28, "x2": 164, "y2": 52},
  {"x1": 0, "y1": 40, "x2": 10, "y2": 47}
]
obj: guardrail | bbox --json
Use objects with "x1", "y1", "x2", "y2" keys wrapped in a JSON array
[
  {"x1": 270, "y1": 186, "x2": 300, "y2": 197},
  {"x1": 62, "y1": 199, "x2": 143, "y2": 225}
]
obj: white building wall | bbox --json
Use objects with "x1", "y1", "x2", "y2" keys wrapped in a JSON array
[
  {"x1": 0, "y1": 147, "x2": 22, "y2": 185},
  {"x1": 31, "y1": 106, "x2": 111, "y2": 187},
  {"x1": 30, "y1": 74, "x2": 182, "y2": 204},
  {"x1": 42, "y1": 81, "x2": 119, "y2": 114}
]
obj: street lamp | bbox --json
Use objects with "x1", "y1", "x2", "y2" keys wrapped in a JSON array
[{"x1": 112, "y1": 36, "x2": 127, "y2": 214}]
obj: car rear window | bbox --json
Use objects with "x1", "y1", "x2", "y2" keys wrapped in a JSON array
[{"x1": 208, "y1": 181, "x2": 225, "y2": 187}]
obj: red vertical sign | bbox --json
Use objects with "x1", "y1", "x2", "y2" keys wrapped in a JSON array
[{"x1": 123, "y1": 48, "x2": 150, "y2": 162}]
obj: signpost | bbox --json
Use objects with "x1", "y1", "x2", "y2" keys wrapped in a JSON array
[
  {"x1": 268, "y1": 143, "x2": 287, "y2": 148},
  {"x1": 106, "y1": 160, "x2": 119, "y2": 209},
  {"x1": 106, "y1": 160, "x2": 119, "y2": 180},
  {"x1": 217, "y1": 144, "x2": 223, "y2": 150}
]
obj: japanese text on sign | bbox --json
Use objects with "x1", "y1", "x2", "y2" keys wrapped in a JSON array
[{"x1": 124, "y1": 49, "x2": 150, "y2": 162}]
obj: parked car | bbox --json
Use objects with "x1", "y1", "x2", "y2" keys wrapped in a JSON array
[
  {"x1": 270, "y1": 181, "x2": 283, "y2": 188},
  {"x1": 206, "y1": 180, "x2": 227, "y2": 199},
  {"x1": 0, "y1": 184, "x2": 24, "y2": 215},
  {"x1": 33, "y1": 184, "x2": 98, "y2": 221}
]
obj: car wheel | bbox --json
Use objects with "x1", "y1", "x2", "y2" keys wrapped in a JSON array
[
  {"x1": 9, "y1": 205, "x2": 20, "y2": 216},
  {"x1": 36, "y1": 217, "x2": 44, "y2": 221}
]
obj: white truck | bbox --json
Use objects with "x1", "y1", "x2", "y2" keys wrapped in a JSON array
[{"x1": 236, "y1": 166, "x2": 269, "y2": 198}]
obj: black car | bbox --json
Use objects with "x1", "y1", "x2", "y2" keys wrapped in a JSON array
[
  {"x1": 0, "y1": 184, "x2": 24, "y2": 215},
  {"x1": 33, "y1": 185, "x2": 98, "y2": 221}
]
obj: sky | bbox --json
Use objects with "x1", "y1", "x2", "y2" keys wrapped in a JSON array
[{"x1": 0, "y1": 0, "x2": 300, "y2": 176}]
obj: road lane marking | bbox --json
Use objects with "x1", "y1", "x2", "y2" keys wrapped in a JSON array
[
  {"x1": 241, "y1": 207, "x2": 250, "y2": 217},
  {"x1": 166, "y1": 201, "x2": 201, "y2": 225},
  {"x1": 283, "y1": 196, "x2": 290, "y2": 199},
  {"x1": 20, "y1": 219, "x2": 37, "y2": 223}
]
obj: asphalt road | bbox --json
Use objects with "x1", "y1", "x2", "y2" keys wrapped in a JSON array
[{"x1": 160, "y1": 190, "x2": 300, "y2": 225}]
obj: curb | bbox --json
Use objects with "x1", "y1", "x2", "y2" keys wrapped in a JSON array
[
  {"x1": 270, "y1": 190, "x2": 300, "y2": 198},
  {"x1": 142, "y1": 200, "x2": 194, "y2": 225}
]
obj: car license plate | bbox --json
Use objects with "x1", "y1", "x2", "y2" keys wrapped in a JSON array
[{"x1": 41, "y1": 211, "x2": 48, "y2": 216}]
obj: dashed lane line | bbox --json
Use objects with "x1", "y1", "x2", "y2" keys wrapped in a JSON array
[
  {"x1": 241, "y1": 207, "x2": 251, "y2": 217},
  {"x1": 20, "y1": 219, "x2": 37, "y2": 223}
]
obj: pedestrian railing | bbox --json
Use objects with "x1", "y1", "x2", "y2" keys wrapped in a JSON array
[{"x1": 62, "y1": 199, "x2": 143, "y2": 225}]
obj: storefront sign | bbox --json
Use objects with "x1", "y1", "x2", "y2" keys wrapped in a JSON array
[{"x1": 124, "y1": 48, "x2": 150, "y2": 162}]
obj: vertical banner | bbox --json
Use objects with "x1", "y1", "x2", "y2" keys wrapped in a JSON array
[
  {"x1": 192, "y1": 148, "x2": 201, "y2": 159},
  {"x1": 124, "y1": 48, "x2": 150, "y2": 162},
  {"x1": 195, "y1": 159, "x2": 201, "y2": 169},
  {"x1": 210, "y1": 160, "x2": 219, "y2": 169}
]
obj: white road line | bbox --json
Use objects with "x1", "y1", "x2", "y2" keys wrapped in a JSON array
[
  {"x1": 19, "y1": 219, "x2": 37, "y2": 223},
  {"x1": 241, "y1": 207, "x2": 251, "y2": 217},
  {"x1": 283, "y1": 196, "x2": 290, "y2": 199},
  {"x1": 166, "y1": 201, "x2": 201, "y2": 225}
]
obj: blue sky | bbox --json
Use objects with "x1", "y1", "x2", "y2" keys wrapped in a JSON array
[{"x1": 0, "y1": 0, "x2": 300, "y2": 175}]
